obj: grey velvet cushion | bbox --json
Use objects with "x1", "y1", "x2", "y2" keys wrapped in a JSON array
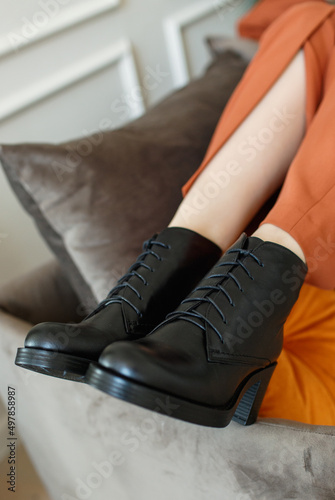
[
  {"x1": 207, "y1": 35, "x2": 259, "y2": 62},
  {"x1": 0, "y1": 51, "x2": 248, "y2": 313},
  {"x1": 0, "y1": 260, "x2": 82, "y2": 325}
]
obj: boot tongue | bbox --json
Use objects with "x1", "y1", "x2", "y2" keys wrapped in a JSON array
[
  {"x1": 227, "y1": 232, "x2": 248, "y2": 252},
  {"x1": 243, "y1": 235, "x2": 265, "y2": 252},
  {"x1": 228, "y1": 233, "x2": 264, "y2": 254}
]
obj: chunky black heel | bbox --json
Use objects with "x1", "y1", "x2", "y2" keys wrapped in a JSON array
[
  {"x1": 233, "y1": 362, "x2": 277, "y2": 426},
  {"x1": 86, "y1": 361, "x2": 277, "y2": 428}
]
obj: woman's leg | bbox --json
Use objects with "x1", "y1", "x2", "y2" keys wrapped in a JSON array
[
  {"x1": 171, "y1": 2, "x2": 335, "y2": 287},
  {"x1": 169, "y1": 50, "x2": 306, "y2": 261}
]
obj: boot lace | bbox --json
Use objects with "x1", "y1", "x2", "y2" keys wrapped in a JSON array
[
  {"x1": 88, "y1": 238, "x2": 170, "y2": 318},
  {"x1": 164, "y1": 248, "x2": 264, "y2": 343}
]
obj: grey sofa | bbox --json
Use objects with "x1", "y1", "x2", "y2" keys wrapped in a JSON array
[{"x1": 0, "y1": 47, "x2": 334, "y2": 500}]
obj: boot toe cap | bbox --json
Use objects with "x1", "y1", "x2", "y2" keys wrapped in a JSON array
[
  {"x1": 99, "y1": 341, "x2": 149, "y2": 380},
  {"x1": 24, "y1": 322, "x2": 79, "y2": 351}
]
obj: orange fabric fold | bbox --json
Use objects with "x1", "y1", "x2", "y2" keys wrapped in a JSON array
[
  {"x1": 182, "y1": 1, "x2": 335, "y2": 290},
  {"x1": 238, "y1": 0, "x2": 325, "y2": 40}
]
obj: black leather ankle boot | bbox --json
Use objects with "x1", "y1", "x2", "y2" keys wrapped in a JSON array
[
  {"x1": 15, "y1": 227, "x2": 221, "y2": 381},
  {"x1": 86, "y1": 233, "x2": 307, "y2": 427}
]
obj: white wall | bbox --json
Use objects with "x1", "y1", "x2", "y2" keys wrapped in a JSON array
[{"x1": 0, "y1": 0, "x2": 256, "y2": 287}]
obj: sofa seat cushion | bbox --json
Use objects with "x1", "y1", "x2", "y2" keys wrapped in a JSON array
[{"x1": 260, "y1": 283, "x2": 335, "y2": 425}]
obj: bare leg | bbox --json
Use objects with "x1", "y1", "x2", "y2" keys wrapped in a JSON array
[
  {"x1": 169, "y1": 50, "x2": 306, "y2": 261},
  {"x1": 253, "y1": 223, "x2": 306, "y2": 262}
]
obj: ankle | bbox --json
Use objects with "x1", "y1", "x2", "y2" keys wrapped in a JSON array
[
  {"x1": 252, "y1": 224, "x2": 306, "y2": 263},
  {"x1": 167, "y1": 221, "x2": 223, "y2": 250}
]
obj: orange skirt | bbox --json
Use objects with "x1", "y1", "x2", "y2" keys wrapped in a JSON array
[{"x1": 183, "y1": 0, "x2": 335, "y2": 291}]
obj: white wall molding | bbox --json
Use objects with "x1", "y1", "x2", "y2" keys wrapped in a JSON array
[
  {"x1": 0, "y1": 37, "x2": 145, "y2": 123},
  {"x1": 0, "y1": 0, "x2": 120, "y2": 61},
  {"x1": 164, "y1": 0, "x2": 228, "y2": 88}
]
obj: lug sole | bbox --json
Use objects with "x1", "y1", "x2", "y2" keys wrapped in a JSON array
[
  {"x1": 15, "y1": 347, "x2": 91, "y2": 382},
  {"x1": 86, "y1": 361, "x2": 277, "y2": 427}
]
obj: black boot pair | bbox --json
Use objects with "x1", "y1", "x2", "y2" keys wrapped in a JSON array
[{"x1": 15, "y1": 227, "x2": 307, "y2": 428}]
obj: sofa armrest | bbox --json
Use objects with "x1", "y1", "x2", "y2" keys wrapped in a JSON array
[{"x1": 0, "y1": 260, "x2": 83, "y2": 325}]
